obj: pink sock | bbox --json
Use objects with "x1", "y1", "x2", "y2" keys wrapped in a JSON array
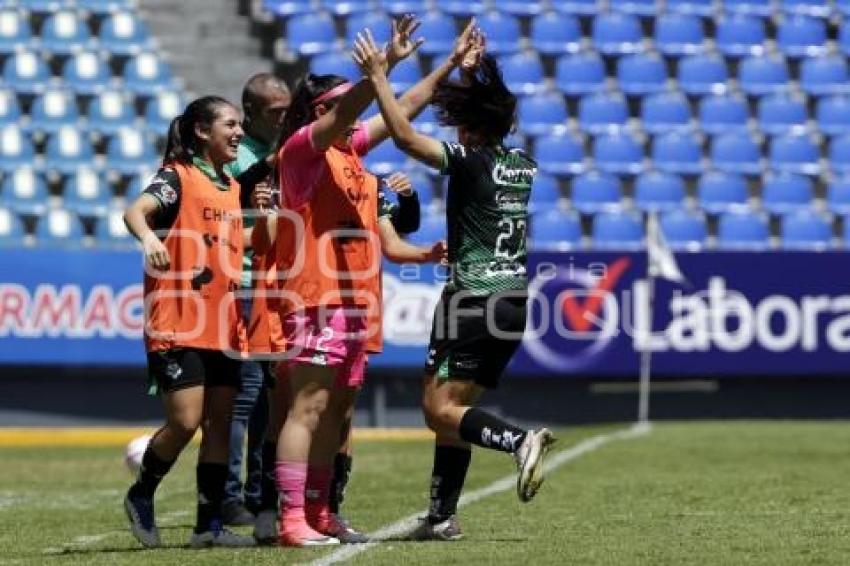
[
  {"x1": 306, "y1": 466, "x2": 333, "y2": 527},
  {"x1": 276, "y1": 460, "x2": 307, "y2": 521}
]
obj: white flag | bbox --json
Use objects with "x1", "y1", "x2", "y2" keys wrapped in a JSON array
[{"x1": 647, "y1": 212, "x2": 685, "y2": 284}]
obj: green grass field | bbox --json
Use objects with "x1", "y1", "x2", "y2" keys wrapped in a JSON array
[{"x1": 2, "y1": 422, "x2": 850, "y2": 565}]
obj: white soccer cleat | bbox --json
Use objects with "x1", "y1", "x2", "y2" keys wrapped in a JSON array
[{"x1": 515, "y1": 428, "x2": 556, "y2": 503}]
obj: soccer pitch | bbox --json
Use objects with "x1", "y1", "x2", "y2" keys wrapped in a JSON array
[{"x1": 2, "y1": 422, "x2": 849, "y2": 565}]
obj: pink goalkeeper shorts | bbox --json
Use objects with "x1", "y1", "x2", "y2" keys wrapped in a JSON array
[{"x1": 282, "y1": 306, "x2": 367, "y2": 388}]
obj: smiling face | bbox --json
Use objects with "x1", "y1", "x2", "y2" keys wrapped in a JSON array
[{"x1": 195, "y1": 104, "x2": 243, "y2": 166}]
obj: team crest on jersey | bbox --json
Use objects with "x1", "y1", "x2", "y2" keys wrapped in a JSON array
[{"x1": 158, "y1": 185, "x2": 178, "y2": 205}]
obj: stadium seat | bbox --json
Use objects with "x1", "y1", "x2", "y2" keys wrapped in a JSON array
[
  {"x1": 717, "y1": 208, "x2": 770, "y2": 249},
  {"x1": 0, "y1": 125, "x2": 37, "y2": 175},
  {"x1": 414, "y1": 11, "x2": 456, "y2": 56},
  {"x1": 826, "y1": 177, "x2": 850, "y2": 214},
  {"x1": 641, "y1": 91, "x2": 692, "y2": 134},
  {"x1": 0, "y1": 88, "x2": 21, "y2": 127},
  {"x1": 591, "y1": 209, "x2": 644, "y2": 248},
  {"x1": 666, "y1": 0, "x2": 715, "y2": 16},
  {"x1": 781, "y1": 0, "x2": 833, "y2": 17},
  {"x1": 262, "y1": 0, "x2": 313, "y2": 17},
  {"x1": 715, "y1": 15, "x2": 766, "y2": 58},
  {"x1": 616, "y1": 52, "x2": 668, "y2": 96},
  {"x1": 577, "y1": 92, "x2": 629, "y2": 135},
  {"x1": 555, "y1": 53, "x2": 607, "y2": 97},
  {"x1": 800, "y1": 56, "x2": 850, "y2": 96},
  {"x1": 387, "y1": 57, "x2": 421, "y2": 92},
  {"x1": 345, "y1": 11, "x2": 392, "y2": 48},
  {"x1": 756, "y1": 93, "x2": 808, "y2": 136},
  {"x1": 518, "y1": 92, "x2": 569, "y2": 137},
  {"x1": 529, "y1": 209, "x2": 582, "y2": 251},
  {"x1": 761, "y1": 172, "x2": 814, "y2": 214},
  {"x1": 78, "y1": 0, "x2": 136, "y2": 14},
  {"x1": 660, "y1": 208, "x2": 708, "y2": 249},
  {"x1": 551, "y1": 0, "x2": 601, "y2": 16},
  {"x1": 320, "y1": 0, "x2": 372, "y2": 16},
  {"x1": 530, "y1": 12, "x2": 581, "y2": 57},
  {"x1": 27, "y1": 88, "x2": 80, "y2": 136},
  {"x1": 0, "y1": 8, "x2": 32, "y2": 55},
  {"x1": 477, "y1": 12, "x2": 521, "y2": 56},
  {"x1": 433, "y1": 0, "x2": 486, "y2": 16},
  {"x1": 697, "y1": 170, "x2": 749, "y2": 213},
  {"x1": 593, "y1": 132, "x2": 645, "y2": 175},
  {"x1": 570, "y1": 170, "x2": 623, "y2": 213},
  {"x1": 363, "y1": 142, "x2": 408, "y2": 176},
  {"x1": 123, "y1": 52, "x2": 175, "y2": 97},
  {"x1": 94, "y1": 208, "x2": 133, "y2": 245},
  {"x1": 106, "y1": 128, "x2": 157, "y2": 176},
  {"x1": 2, "y1": 49, "x2": 51, "y2": 95},
  {"x1": 0, "y1": 206, "x2": 25, "y2": 245},
  {"x1": 776, "y1": 16, "x2": 827, "y2": 58},
  {"x1": 286, "y1": 12, "x2": 337, "y2": 57},
  {"x1": 407, "y1": 212, "x2": 446, "y2": 246},
  {"x1": 710, "y1": 132, "x2": 762, "y2": 175},
  {"x1": 678, "y1": 54, "x2": 729, "y2": 96},
  {"x1": 838, "y1": 20, "x2": 850, "y2": 58},
  {"x1": 610, "y1": 0, "x2": 659, "y2": 16},
  {"x1": 828, "y1": 134, "x2": 850, "y2": 175},
  {"x1": 651, "y1": 132, "x2": 703, "y2": 175},
  {"x1": 310, "y1": 50, "x2": 361, "y2": 82},
  {"x1": 99, "y1": 11, "x2": 152, "y2": 56},
  {"x1": 738, "y1": 55, "x2": 791, "y2": 96},
  {"x1": 89, "y1": 89, "x2": 136, "y2": 137},
  {"x1": 529, "y1": 173, "x2": 563, "y2": 212},
  {"x1": 500, "y1": 52, "x2": 546, "y2": 96},
  {"x1": 781, "y1": 209, "x2": 832, "y2": 249},
  {"x1": 40, "y1": 10, "x2": 93, "y2": 55},
  {"x1": 634, "y1": 171, "x2": 687, "y2": 211},
  {"x1": 768, "y1": 134, "x2": 821, "y2": 176},
  {"x1": 34, "y1": 209, "x2": 85, "y2": 244},
  {"x1": 654, "y1": 13, "x2": 705, "y2": 57},
  {"x1": 62, "y1": 51, "x2": 112, "y2": 96},
  {"x1": 143, "y1": 90, "x2": 182, "y2": 137},
  {"x1": 412, "y1": 104, "x2": 439, "y2": 135},
  {"x1": 592, "y1": 13, "x2": 644, "y2": 56},
  {"x1": 0, "y1": 167, "x2": 47, "y2": 216},
  {"x1": 497, "y1": 0, "x2": 546, "y2": 16},
  {"x1": 721, "y1": 0, "x2": 773, "y2": 17},
  {"x1": 534, "y1": 133, "x2": 586, "y2": 176},
  {"x1": 64, "y1": 167, "x2": 111, "y2": 218},
  {"x1": 45, "y1": 126, "x2": 97, "y2": 176},
  {"x1": 698, "y1": 93, "x2": 749, "y2": 135}
]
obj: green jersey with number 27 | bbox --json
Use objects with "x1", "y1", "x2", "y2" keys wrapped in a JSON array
[{"x1": 440, "y1": 141, "x2": 537, "y2": 295}]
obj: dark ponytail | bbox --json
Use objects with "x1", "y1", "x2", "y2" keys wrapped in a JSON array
[
  {"x1": 277, "y1": 73, "x2": 348, "y2": 151},
  {"x1": 162, "y1": 95, "x2": 235, "y2": 164}
]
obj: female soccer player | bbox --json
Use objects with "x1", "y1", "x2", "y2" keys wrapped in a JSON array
[
  {"x1": 122, "y1": 96, "x2": 260, "y2": 548},
  {"x1": 353, "y1": 30, "x2": 555, "y2": 541}
]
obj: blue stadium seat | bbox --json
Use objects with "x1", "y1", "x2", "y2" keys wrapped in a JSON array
[
  {"x1": 845, "y1": 215, "x2": 850, "y2": 245},
  {"x1": 286, "y1": 12, "x2": 337, "y2": 57},
  {"x1": 835, "y1": 0, "x2": 850, "y2": 16},
  {"x1": 99, "y1": 11, "x2": 151, "y2": 56},
  {"x1": 715, "y1": 15, "x2": 766, "y2": 58},
  {"x1": 364, "y1": 142, "x2": 408, "y2": 176},
  {"x1": 0, "y1": 125, "x2": 37, "y2": 175},
  {"x1": 828, "y1": 134, "x2": 850, "y2": 175},
  {"x1": 27, "y1": 88, "x2": 80, "y2": 136},
  {"x1": 94, "y1": 208, "x2": 133, "y2": 245},
  {"x1": 320, "y1": 0, "x2": 372, "y2": 16},
  {"x1": 762, "y1": 172, "x2": 814, "y2": 214},
  {"x1": 530, "y1": 209, "x2": 582, "y2": 251},
  {"x1": 678, "y1": 54, "x2": 729, "y2": 96},
  {"x1": 78, "y1": 0, "x2": 135, "y2": 14},
  {"x1": 433, "y1": 0, "x2": 486, "y2": 16},
  {"x1": 756, "y1": 93, "x2": 808, "y2": 136},
  {"x1": 123, "y1": 52, "x2": 175, "y2": 97},
  {"x1": 781, "y1": 209, "x2": 832, "y2": 249},
  {"x1": 654, "y1": 13, "x2": 705, "y2": 57},
  {"x1": 698, "y1": 93, "x2": 750, "y2": 136},
  {"x1": 530, "y1": 12, "x2": 581, "y2": 57},
  {"x1": 477, "y1": 12, "x2": 521, "y2": 56},
  {"x1": 717, "y1": 208, "x2": 770, "y2": 249},
  {"x1": 15, "y1": 0, "x2": 74, "y2": 14},
  {"x1": 570, "y1": 170, "x2": 623, "y2": 213},
  {"x1": 780, "y1": 0, "x2": 833, "y2": 17},
  {"x1": 800, "y1": 56, "x2": 850, "y2": 96},
  {"x1": 35, "y1": 209, "x2": 85, "y2": 244},
  {"x1": 634, "y1": 171, "x2": 686, "y2": 211},
  {"x1": 345, "y1": 11, "x2": 392, "y2": 48},
  {"x1": 609, "y1": 0, "x2": 660, "y2": 15},
  {"x1": 0, "y1": 206, "x2": 25, "y2": 245},
  {"x1": 500, "y1": 52, "x2": 546, "y2": 96},
  {"x1": 826, "y1": 176, "x2": 850, "y2": 214},
  {"x1": 414, "y1": 11, "x2": 456, "y2": 56},
  {"x1": 518, "y1": 92, "x2": 569, "y2": 137},
  {"x1": 64, "y1": 167, "x2": 111, "y2": 218},
  {"x1": 697, "y1": 170, "x2": 749, "y2": 213},
  {"x1": 106, "y1": 128, "x2": 158, "y2": 176},
  {"x1": 2, "y1": 50, "x2": 51, "y2": 95},
  {"x1": 616, "y1": 52, "x2": 668, "y2": 96},
  {"x1": 143, "y1": 90, "x2": 182, "y2": 137},
  {"x1": 0, "y1": 8, "x2": 32, "y2": 55},
  {"x1": 710, "y1": 132, "x2": 762, "y2": 175},
  {"x1": 0, "y1": 167, "x2": 47, "y2": 216},
  {"x1": 577, "y1": 92, "x2": 629, "y2": 135},
  {"x1": 504, "y1": 132, "x2": 528, "y2": 152},
  {"x1": 738, "y1": 55, "x2": 791, "y2": 96},
  {"x1": 551, "y1": 0, "x2": 601, "y2": 16},
  {"x1": 412, "y1": 104, "x2": 439, "y2": 135},
  {"x1": 555, "y1": 52, "x2": 606, "y2": 97},
  {"x1": 0, "y1": 88, "x2": 21, "y2": 127},
  {"x1": 407, "y1": 213, "x2": 446, "y2": 246},
  {"x1": 263, "y1": 0, "x2": 313, "y2": 17},
  {"x1": 529, "y1": 173, "x2": 562, "y2": 212},
  {"x1": 388, "y1": 57, "x2": 421, "y2": 92},
  {"x1": 776, "y1": 16, "x2": 827, "y2": 58},
  {"x1": 45, "y1": 126, "x2": 97, "y2": 176},
  {"x1": 535, "y1": 133, "x2": 586, "y2": 176},
  {"x1": 667, "y1": 0, "x2": 715, "y2": 16},
  {"x1": 839, "y1": 20, "x2": 850, "y2": 57},
  {"x1": 89, "y1": 89, "x2": 136, "y2": 137},
  {"x1": 592, "y1": 13, "x2": 644, "y2": 56},
  {"x1": 593, "y1": 132, "x2": 645, "y2": 175},
  {"x1": 63, "y1": 51, "x2": 113, "y2": 96},
  {"x1": 497, "y1": 0, "x2": 546, "y2": 16},
  {"x1": 641, "y1": 91, "x2": 692, "y2": 134},
  {"x1": 721, "y1": 0, "x2": 773, "y2": 17},
  {"x1": 310, "y1": 50, "x2": 360, "y2": 82},
  {"x1": 40, "y1": 10, "x2": 93, "y2": 55},
  {"x1": 660, "y1": 208, "x2": 708, "y2": 249},
  {"x1": 652, "y1": 133, "x2": 703, "y2": 175},
  {"x1": 768, "y1": 134, "x2": 821, "y2": 176},
  {"x1": 592, "y1": 209, "x2": 644, "y2": 248},
  {"x1": 375, "y1": 0, "x2": 431, "y2": 15}
]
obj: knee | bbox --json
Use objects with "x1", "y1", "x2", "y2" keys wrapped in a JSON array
[
  {"x1": 166, "y1": 415, "x2": 200, "y2": 443},
  {"x1": 422, "y1": 398, "x2": 454, "y2": 433},
  {"x1": 289, "y1": 390, "x2": 329, "y2": 432}
]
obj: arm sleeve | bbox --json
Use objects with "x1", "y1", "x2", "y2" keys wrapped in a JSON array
[
  {"x1": 142, "y1": 167, "x2": 181, "y2": 231},
  {"x1": 235, "y1": 158, "x2": 273, "y2": 208},
  {"x1": 390, "y1": 191, "x2": 420, "y2": 234},
  {"x1": 439, "y1": 141, "x2": 474, "y2": 176},
  {"x1": 280, "y1": 124, "x2": 325, "y2": 209}
]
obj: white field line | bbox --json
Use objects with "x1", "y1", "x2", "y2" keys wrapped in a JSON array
[{"x1": 310, "y1": 422, "x2": 652, "y2": 566}]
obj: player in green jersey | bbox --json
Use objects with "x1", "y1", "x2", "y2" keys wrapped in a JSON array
[{"x1": 353, "y1": 27, "x2": 555, "y2": 541}]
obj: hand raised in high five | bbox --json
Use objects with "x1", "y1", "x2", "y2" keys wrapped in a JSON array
[
  {"x1": 385, "y1": 14, "x2": 424, "y2": 69},
  {"x1": 448, "y1": 19, "x2": 481, "y2": 68},
  {"x1": 352, "y1": 28, "x2": 388, "y2": 80},
  {"x1": 460, "y1": 27, "x2": 486, "y2": 73}
]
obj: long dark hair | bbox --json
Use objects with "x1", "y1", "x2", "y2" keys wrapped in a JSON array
[
  {"x1": 163, "y1": 95, "x2": 235, "y2": 164},
  {"x1": 432, "y1": 54, "x2": 517, "y2": 144},
  {"x1": 277, "y1": 73, "x2": 348, "y2": 150}
]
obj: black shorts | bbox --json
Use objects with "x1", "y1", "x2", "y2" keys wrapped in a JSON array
[
  {"x1": 147, "y1": 348, "x2": 242, "y2": 394},
  {"x1": 424, "y1": 290, "x2": 528, "y2": 389}
]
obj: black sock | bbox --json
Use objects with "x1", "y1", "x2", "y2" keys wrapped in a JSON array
[
  {"x1": 129, "y1": 444, "x2": 175, "y2": 499},
  {"x1": 195, "y1": 462, "x2": 228, "y2": 534},
  {"x1": 259, "y1": 441, "x2": 278, "y2": 512},
  {"x1": 427, "y1": 445, "x2": 471, "y2": 524},
  {"x1": 458, "y1": 408, "x2": 527, "y2": 454},
  {"x1": 329, "y1": 453, "x2": 352, "y2": 515}
]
